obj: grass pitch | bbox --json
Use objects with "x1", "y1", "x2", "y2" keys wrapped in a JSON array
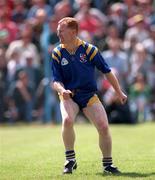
[{"x1": 1, "y1": 122, "x2": 155, "y2": 180}]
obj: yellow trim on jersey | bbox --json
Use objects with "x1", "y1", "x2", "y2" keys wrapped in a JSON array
[
  {"x1": 90, "y1": 48, "x2": 98, "y2": 61},
  {"x1": 86, "y1": 44, "x2": 93, "y2": 55},
  {"x1": 81, "y1": 40, "x2": 86, "y2": 47},
  {"x1": 54, "y1": 48, "x2": 61, "y2": 58},
  {"x1": 52, "y1": 54, "x2": 59, "y2": 63},
  {"x1": 87, "y1": 94, "x2": 101, "y2": 106}
]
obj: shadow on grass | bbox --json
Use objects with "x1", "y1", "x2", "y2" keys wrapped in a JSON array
[{"x1": 96, "y1": 172, "x2": 155, "y2": 178}]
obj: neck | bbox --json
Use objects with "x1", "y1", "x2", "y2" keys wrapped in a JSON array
[
  {"x1": 65, "y1": 37, "x2": 78, "y2": 50},
  {"x1": 63, "y1": 37, "x2": 80, "y2": 54}
]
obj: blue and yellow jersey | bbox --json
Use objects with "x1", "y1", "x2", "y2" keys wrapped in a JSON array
[{"x1": 51, "y1": 38, "x2": 111, "y2": 93}]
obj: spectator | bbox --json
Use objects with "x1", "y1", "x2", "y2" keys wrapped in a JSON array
[
  {"x1": 14, "y1": 51, "x2": 43, "y2": 91},
  {"x1": 124, "y1": 14, "x2": 149, "y2": 45},
  {"x1": 100, "y1": 68, "x2": 134, "y2": 124},
  {"x1": 108, "y1": 2, "x2": 127, "y2": 36},
  {"x1": 27, "y1": 0, "x2": 52, "y2": 19},
  {"x1": 0, "y1": 2, "x2": 18, "y2": 44},
  {"x1": 54, "y1": 0, "x2": 73, "y2": 20},
  {"x1": 92, "y1": 21, "x2": 107, "y2": 51},
  {"x1": 48, "y1": 15, "x2": 59, "y2": 53},
  {"x1": 103, "y1": 83, "x2": 133, "y2": 124},
  {"x1": 29, "y1": 8, "x2": 48, "y2": 51},
  {"x1": 6, "y1": 27, "x2": 40, "y2": 67},
  {"x1": 74, "y1": 0, "x2": 107, "y2": 35},
  {"x1": 8, "y1": 71, "x2": 34, "y2": 123},
  {"x1": 136, "y1": 0, "x2": 154, "y2": 25},
  {"x1": 11, "y1": 0, "x2": 27, "y2": 29},
  {"x1": 128, "y1": 43, "x2": 153, "y2": 84},
  {"x1": 142, "y1": 25, "x2": 155, "y2": 56},
  {"x1": 102, "y1": 24, "x2": 121, "y2": 51},
  {"x1": 129, "y1": 72, "x2": 151, "y2": 122},
  {"x1": 102, "y1": 38, "x2": 129, "y2": 89}
]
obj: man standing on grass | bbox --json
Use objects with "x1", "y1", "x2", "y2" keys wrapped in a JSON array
[{"x1": 51, "y1": 17, "x2": 127, "y2": 174}]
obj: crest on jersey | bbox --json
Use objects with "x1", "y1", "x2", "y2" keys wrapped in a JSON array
[
  {"x1": 61, "y1": 58, "x2": 69, "y2": 66},
  {"x1": 79, "y1": 53, "x2": 87, "y2": 63}
]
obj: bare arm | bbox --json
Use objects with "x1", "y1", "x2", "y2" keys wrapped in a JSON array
[
  {"x1": 105, "y1": 71, "x2": 127, "y2": 104},
  {"x1": 52, "y1": 81, "x2": 72, "y2": 100}
]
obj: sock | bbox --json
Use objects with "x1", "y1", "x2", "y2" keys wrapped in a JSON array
[
  {"x1": 102, "y1": 157, "x2": 112, "y2": 167},
  {"x1": 65, "y1": 150, "x2": 75, "y2": 161}
]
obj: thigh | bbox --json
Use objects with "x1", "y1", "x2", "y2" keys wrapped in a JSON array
[
  {"x1": 60, "y1": 98, "x2": 79, "y2": 121},
  {"x1": 83, "y1": 102, "x2": 109, "y2": 128}
]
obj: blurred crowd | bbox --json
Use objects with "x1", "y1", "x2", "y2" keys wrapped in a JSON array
[{"x1": 0, "y1": 0, "x2": 155, "y2": 124}]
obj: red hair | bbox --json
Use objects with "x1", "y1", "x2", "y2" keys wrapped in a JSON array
[{"x1": 58, "y1": 17, "x2": 79, "y2": 33}]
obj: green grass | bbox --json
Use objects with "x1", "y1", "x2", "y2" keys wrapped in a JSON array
[{"x1": 1, "y1": 122, "x2": 155, "y2": 180}]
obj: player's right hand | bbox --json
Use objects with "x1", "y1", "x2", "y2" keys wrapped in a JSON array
[{"x1": 61, "y1": 89, "x2": 73, "y2": 100}]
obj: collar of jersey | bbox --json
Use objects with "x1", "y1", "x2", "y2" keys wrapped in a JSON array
[{"x1": 61, "y1": 38, "x2": 83, "y2": 49}]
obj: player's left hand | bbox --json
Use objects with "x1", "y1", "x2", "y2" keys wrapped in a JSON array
[{"x1": 117, "y1": 92, "x2": 127, "y2": 104}]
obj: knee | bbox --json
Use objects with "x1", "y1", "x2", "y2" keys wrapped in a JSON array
[
  {"x1": 63, "y1": 116, "x2": 74, "y2": 128},
  {"x1": 97, "y1": 121, "x2": 109, "y2": 135}
]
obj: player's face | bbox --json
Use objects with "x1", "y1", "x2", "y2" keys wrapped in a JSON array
[{"x1": 57, "y1": 23, "x2": 75, "y2": 44}]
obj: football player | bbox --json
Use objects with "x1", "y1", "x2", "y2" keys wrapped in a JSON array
[{"x1": 51, "y1": 17, "x2": 127, "y2": 174}]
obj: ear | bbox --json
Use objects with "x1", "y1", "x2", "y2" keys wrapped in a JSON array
[{"x1": 71, "y1": 29, "x2": 77, "y2": 35}]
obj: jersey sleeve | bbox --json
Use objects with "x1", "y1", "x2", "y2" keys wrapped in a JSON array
[
  {"x1": 84, "y1": 42, "x2": 111, "y2": 73},
  {"x1": 51, "y1": 50, "x2": 63, "y2": 82},
  {"x1": 91, "y1": 51, "x2": 111, "y2": 73}
]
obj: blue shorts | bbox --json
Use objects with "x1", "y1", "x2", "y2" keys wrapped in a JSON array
[{"x1": 72, "y1": 91, "x2": 100, "y2": 109}]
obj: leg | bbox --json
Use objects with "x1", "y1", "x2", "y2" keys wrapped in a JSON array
[
  {"x1": 83, "y1": 102, "x2": 120, "y2": 174},
  {"x1": 83, "y1": 102, "x2": 112, "y2": 157},
  {"x1": 25, "y1": 101, "x2": 33, "y2": 123},
  {"x1": 60, "y1": 98, "x2": 79, "y2": 151},
  {"x1": 60, "y1": 98, "x2": 79, "y2": 174}
]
